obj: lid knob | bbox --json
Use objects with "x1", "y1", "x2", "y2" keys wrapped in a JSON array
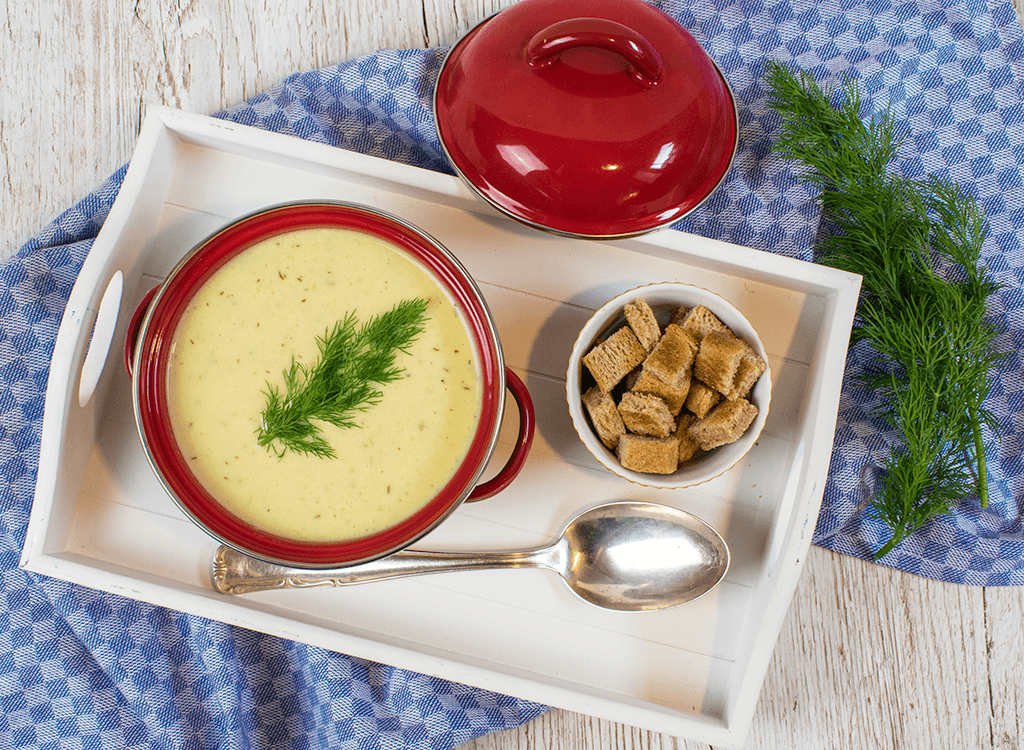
[{"x1": 526, "y1": 18, "x2": 664, "y2": 87}]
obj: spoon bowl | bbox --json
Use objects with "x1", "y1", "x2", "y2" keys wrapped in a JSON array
[
  {"x1": 559, "y1": 502, "x2": 730, "y2": 610},
  {"x1": 212, "y1": 501, "x2": 730, "y2": 611}
]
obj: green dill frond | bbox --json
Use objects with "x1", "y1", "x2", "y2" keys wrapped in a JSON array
[
  {"x1": 765, "y1": 60, "x2": 1004, "y2": 558},
  {"x1": 256, "y1": 297, "x2": 430, "y2": 458}
]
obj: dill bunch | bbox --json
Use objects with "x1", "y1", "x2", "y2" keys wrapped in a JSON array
[
  {"x1": 765, "y1": 60, "x2": 1004, "y2": 559},
  {"x1": 257, "y1": 297, "x2": 430, "y2": 459}
]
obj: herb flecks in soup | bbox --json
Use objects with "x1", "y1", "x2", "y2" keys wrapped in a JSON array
[
  {"x1": 257, "y1": 297, "x2": 429, "y2": 459},
  {"x1": 167, "y1": 228, "x2": 481, "y2": 543}
]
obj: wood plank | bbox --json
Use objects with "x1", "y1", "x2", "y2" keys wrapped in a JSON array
[{"x1": 981, "y1": 586, "x2": 1024, "y2": 749}]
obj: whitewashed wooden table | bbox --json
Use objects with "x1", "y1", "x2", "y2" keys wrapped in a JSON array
[{"x1": 3, "y1": 2, "x2": 1024, "y2": 748}]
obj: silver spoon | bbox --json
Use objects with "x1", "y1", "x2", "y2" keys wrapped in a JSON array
[{"x1": 211, "y1": 501, "x2": 730, "y2": 611}]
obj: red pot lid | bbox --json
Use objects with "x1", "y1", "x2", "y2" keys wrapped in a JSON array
[{"x1": 435, "y1": 0, "x2": 738, "y2": 239}]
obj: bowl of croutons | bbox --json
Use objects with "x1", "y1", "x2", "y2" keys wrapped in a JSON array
[{"x1": 566, "y1": 282, "x2": 771, "y2": 488}]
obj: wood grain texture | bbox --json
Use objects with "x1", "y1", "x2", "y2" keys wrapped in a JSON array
[{"x1": 3, "y1": 1, "x2": 1024, "y2": 749}]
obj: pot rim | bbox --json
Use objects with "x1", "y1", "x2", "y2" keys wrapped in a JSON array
[
  {"x1": 130, "y1": 200, "x2": 508, "y2": 569},
  {"x1": 433, "y1": 5, "x2": 740, "y2": 240}
]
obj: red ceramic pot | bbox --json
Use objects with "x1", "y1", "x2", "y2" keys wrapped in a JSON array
[
  {"x1": 126, "y1": 202, "x2": 535, "y2": 569},
  {"x1": 434, "y1": 0, "x2": 738, "y2": 239}
]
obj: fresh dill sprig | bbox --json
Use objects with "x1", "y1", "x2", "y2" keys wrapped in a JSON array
[
  {"x1": 764, "y1": 60, "x2": 1004, "y2": 559},
  {"x1": 257, "y1": 297, "x2": 430, "y2": 459}
]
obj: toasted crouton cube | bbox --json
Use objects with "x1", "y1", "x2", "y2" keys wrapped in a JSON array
[
  {"x1": 723, "y1": 343, "x2": 767, "y2": 400},
  {"x1": 617, "y1": 433, "x2": 680, "y2": 474},
  {"x1": 628, "y1": 367, "x2": 689, "y2": 416},
  {"x1": 642, "y1": 324, "x2": 699, "y2": 389},
  {"x1": 684, "y1": 380, "x2": 721, "y2": 419},
  {"x1": 582, "y1": 327, "x2": 647, "y2": 392},
  {"x1": 582, "y1": 386, "x2": 626, "y2": 449},
  {"x1": 677, "y1": 305, "x2": 729, "y2": 341},
  {"x1": 675, "y1": 413, "x2": 701, "y2": 464},
  {"x1": 617, "y1": 392, "x2": 675, "y2": 438},
  {"x1": 694, "y1": 330, "x2": 746, "y2": 395},
  {"x1": 689, "y1": 398, "x2": 758, "y2": 451},
  {"x1": 623, "y1": 298, "x2": 661, "y2": 352}
]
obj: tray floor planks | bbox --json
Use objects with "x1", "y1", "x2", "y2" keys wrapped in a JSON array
[{"x1": 22, "y1": 106, "x2": 861, "y2": 748}]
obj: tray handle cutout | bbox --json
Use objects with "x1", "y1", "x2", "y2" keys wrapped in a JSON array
[{"x1": 78, "y1": 270, "x2": 123, "y2": 408}]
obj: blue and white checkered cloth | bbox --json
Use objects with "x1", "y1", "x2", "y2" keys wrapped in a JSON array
[{"x1": 4, "y1": 0, "x2": 1024, "y2": 746}]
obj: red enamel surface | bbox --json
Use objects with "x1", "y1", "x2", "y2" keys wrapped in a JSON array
[
  {"x1": 465, "y1": 368, "x2": 534, "y2": 501},
  {"x1": 435, "y1": 0, "x2": 738, "y2": 238},
  {"x1": 133, "y1": 203, "x2": 510, "y2": 567}
]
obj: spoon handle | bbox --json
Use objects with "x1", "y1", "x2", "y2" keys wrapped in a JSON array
[{"x1": 211, "y1": 544, "x2": 553, "y2": 595}]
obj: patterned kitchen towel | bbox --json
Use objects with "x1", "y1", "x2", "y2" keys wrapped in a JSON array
[{"x1": 4, "y1": 0, "x2": 1024, "y2": 748}]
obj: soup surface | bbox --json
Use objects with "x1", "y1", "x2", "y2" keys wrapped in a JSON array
[{"x1": 166, "y1": 227, "x2": 481, "y2": 542}]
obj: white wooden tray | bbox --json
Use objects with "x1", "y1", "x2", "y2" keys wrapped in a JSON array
[{"x1": 22, "y1": 106, "x2": 860, "y2": 749}]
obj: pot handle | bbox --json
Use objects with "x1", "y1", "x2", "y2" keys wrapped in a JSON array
[
  {"x1": 124, "y1": 286, "x2": 159, "y2": 378},
  {"x1": 526, "y1": 18, "x2": 663, "y2": 86},
  {"x1": 465, "y1": 368, "x2": 536, "y2": 502}
]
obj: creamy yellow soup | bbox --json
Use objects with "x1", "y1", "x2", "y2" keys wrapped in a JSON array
[{"x1": 166, "y1": 227, "x2": 481, "y2": 542}]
